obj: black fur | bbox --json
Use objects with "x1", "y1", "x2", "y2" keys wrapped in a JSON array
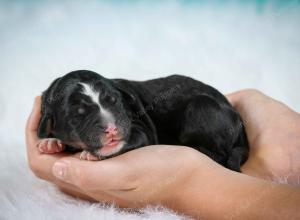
[{"x1": 38, "y1": 70, "x2": 249, "y2": 171}]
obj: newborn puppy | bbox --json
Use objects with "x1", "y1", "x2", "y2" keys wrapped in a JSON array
[{"x1": 38, "y1": 70, "x2": 249, "y2": 171}]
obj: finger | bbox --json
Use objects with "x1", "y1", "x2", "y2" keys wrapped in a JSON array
[
  {"x1": 26, "y1": 96, "x2": 44, "y2": 168},
  {"x1": 28, "y1": 151, "x2": 87, "y2": 196},
  {"x1": 25, "y1": 98, "x2": 71, "y2": 182},
  {"x1": 45, "y1": 168, "x2": 97, "y2": 201},
  {"x1": 58, "y1": 187, "x2": 97, "y2": 202},
  {"x1": 58, "y1": 181, "x2": 138, "y2": 208},
  {"x1": 52, "y1": 156, "x2": 133, "y2": 191},
  {"x1": 29, "y1": 151, "x2": 73, "y2": 181},
  {"x1": 58, "y1": 182, "x2": 130, "y2": 207},
  {"x1": 52, "y1": 156, "x2": 138, "y2": 207},
  {"x1": 226, "y1": 91, "x2": 241, "y2": 106},
  {"x1": 25, "y1": 97, "x2": 70, "y2": 183},
  {"x1": 226, "y1": 89, "x2": 265, "y2": 107},
  {"x1": 25, "y1": 96, "x2": 42, "y2": 147}
]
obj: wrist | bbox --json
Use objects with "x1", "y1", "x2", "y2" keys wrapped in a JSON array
[
  {"x1": 165, "y1": 153, "x2": 228, "y2": 218},
  {"x1": 168, "y1": 162, "x2": 300, "y2": 219}
]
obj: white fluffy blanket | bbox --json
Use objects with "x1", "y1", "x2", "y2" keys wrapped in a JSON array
[{"x1": 0, "y1": 1, "x2": 299, "y2": 219}]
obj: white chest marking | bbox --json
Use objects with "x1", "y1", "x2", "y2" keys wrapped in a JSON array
[{"x1": 79, "y1": 82, "x2": 115, "y2": 124}]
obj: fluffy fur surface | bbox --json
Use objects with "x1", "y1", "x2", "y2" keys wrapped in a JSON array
[{"x1": 0, "y1": 1, "x2": 299, "y2": 220}]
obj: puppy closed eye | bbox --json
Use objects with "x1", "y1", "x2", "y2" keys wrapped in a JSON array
[
  {"x1": 78, "y1": 107, "x2": 86, "y2": 114},
  {"x1": 110, "y1": 96, "x2": 116, "y2": 104},
  {"x1": 104, "y1": 95, "x2": 116, "y2": 104}
]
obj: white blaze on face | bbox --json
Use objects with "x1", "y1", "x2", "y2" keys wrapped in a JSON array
[
  {"x1": 79, "y1": 82, "x2": 115, "y2": 124},
  {"x1": 79, "y1": 82, "x2": 126, "y2": 157}
]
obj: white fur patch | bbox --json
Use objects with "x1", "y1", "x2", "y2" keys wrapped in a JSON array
[
  {"x1": 98, "y1": 140, "x2": 125, "y2": 157},
  {"x1": 79, "y1": 82, "x2": 115, "y2": 124}
]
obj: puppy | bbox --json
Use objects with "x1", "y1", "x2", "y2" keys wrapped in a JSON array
[{"x1": 37, "y1": 70, "x2": 249, "y2": 171}]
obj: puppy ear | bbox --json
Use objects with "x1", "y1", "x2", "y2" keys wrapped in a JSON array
[
  {"x1": 37, "y1": 77, "x2": 61, "y2": 138},
  {"x1": 113, "y1": 81, "x2": 137, "y2": 105},
  {"x1": 114, "y1": 81, "x2": 159, "y2": 144}
]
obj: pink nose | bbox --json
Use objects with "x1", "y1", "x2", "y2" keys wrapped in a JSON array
[{"x1": 105, "y1": 123, "x2": 118, "y2": 136}]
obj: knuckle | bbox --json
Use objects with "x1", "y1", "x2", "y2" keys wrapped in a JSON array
[
  {"x1": 179, "y1": 146, "x2": 199, "y2": 159},
  {"x1": 241, "y1": 88, "x2": 262, "y2": 97}
]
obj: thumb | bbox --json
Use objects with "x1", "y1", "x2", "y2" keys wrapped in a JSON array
[
  {"x1": 52, "y1": 158, "x2": 82, "y2": 186},
  {"x1": 52, "y1": 157, "x2": 129, "y2": 190}
]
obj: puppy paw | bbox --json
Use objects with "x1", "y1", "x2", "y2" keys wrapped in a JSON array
[
  {"x1": 79, "y1": 150, "x2": 99, "y2": 161},
  {"x1": 37, "y1": 138, "x2": 65, "y2": 154}
]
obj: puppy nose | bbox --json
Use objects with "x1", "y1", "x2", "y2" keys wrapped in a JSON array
[{"x1": 104, "y1": 123, "x2": 118, "y2": 136}]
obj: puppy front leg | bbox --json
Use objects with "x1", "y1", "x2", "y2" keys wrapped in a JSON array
[
  {"x1": 122, "y1": 128, "x2": 152, "y2": 153},
  {"x1": 79, "y1": 150, "x2": 99, "y2": 161},
  {"x1": 37, "y1": 138, "x2": 65, "y2": 154}
]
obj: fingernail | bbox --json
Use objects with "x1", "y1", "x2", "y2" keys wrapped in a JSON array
[{"x1": 53, "y1": 161, "x2": 68, "y2": 179}]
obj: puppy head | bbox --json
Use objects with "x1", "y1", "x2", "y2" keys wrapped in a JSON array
[{"x1": 38, "y1": 70, "x2": 134, "y2": 157}]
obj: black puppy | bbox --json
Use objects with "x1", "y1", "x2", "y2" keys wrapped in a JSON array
[{"x1": 37, "y1": 70, "x2": 249, "y2": 171}]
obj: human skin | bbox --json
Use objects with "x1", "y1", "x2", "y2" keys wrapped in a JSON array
[
  {"x1": 26, "y1": 89, "x2": 300, "y2": 219},
  {"x1": 228, "y1": 90, "x2": 300, "y2": 183}
]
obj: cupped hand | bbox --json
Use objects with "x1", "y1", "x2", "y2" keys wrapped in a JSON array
[
  {"x1": 26, "y1": 97, "x2": 221, "y2": 208},
  {"x1": 26, "y1": 89, "x2": 300, "y2": 210},
  {"x1": 26, "y1": 91, "x2": 300, "y2": 219},
  {"x1": 227, "y1": 89, "x2": 300, "y2": 183}
]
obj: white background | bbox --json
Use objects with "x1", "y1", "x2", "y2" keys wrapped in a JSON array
[{"x1": 0, "y1": 1, "x2": 299, "y2": 219}]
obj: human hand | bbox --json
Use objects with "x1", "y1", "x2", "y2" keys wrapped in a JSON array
[
  {"x1": 26, "y1": 97, "x2": 97, "y2": 201},
  {"x1": 26, "y1": 97, "x2": 221, "y2": 208},
  {"x1": 227, "y1": 89, "x2": 300, "y2": 183},
  {"x1": 26, "y1": 93, "x2": 300, "y2": 219}
]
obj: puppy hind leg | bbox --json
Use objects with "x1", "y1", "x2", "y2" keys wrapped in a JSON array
[
  {"x1": 79, "y1": 150, "x2": 99, "y2": 161},
  {"x1": 227, "y1": 146, "x2": 249, "y2": 172},
  {"x1": 178, "y1": 95, "x2": 229, "y2": 166}
]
